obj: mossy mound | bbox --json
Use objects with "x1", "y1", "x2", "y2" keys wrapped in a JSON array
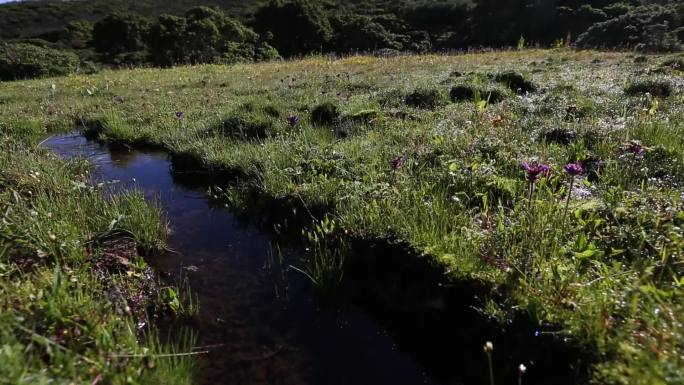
[
  {"x1": 404, "y1": 87, "x2": 449, "y2": 109},
  {"x1": 311, "y1": 102, "x2": 341, "y2": 126},
  {"x1": 492, "y1": 71, "x2": 536, "y2": 94},
  {"x1": 624, "y1": 78, "x2": 674, "y2": 98}
]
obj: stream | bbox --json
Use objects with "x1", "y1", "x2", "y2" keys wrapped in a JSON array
[{"x1": 44, "y1": 133, "x2": 587, "y2": 385}]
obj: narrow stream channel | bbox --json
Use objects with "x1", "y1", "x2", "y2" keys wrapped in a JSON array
[
  {"x1": 44, "y1": 133, "x2": 587, "y2": 385},
  {"x1": 44, "y1": 133, "x2": 439, "y2": 385}
]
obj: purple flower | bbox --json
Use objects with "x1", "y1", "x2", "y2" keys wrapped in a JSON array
[
  {"x1": 621, "y1": 140, "x2": 646, "y2": 157},
  {"x1": 521, "y1": 162, "x2": 550, "y2": 182},
  {"x1": 175, "y1": 111, "x2": 184, "y2": 119},
  {"x1": 390, "y1": 155, "x2": 407, "y2": 171},
  {"x1": 287, "y1": 113, "x2": 300, "y2": 127},
  {"x1": 563, "y1": 162, "x2": 583, "y2": 176}
]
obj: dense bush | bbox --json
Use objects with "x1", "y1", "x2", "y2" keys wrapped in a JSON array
[
  {"x1": 403, "y1": 0, "x2": 473, "y2": 34},
  {"x1": 405, "y1": 87, "x2": 449, "y2": 109},
  {"x1": 92, "y1": 14, "x2": 150, "y2": 56},
  {"x1": 0, "y1": 43, "x2": 79, "y2": 80},
  {"x1": 253, "y1": 0, "x2": 333, "y2": 57},
  {"x1": 148, "y1": 6, "x2": 278, "y2": 66},
  {"x1": 576, "y1": 4, "x2": 683, "y2": 52},
  {"x1": 330, "y1": 14, "x2": 402, "y2": 53}
]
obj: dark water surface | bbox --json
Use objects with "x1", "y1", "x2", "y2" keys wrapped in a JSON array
[{"x1": 44, "y1": 133, "x2": 438, "y2": 385}]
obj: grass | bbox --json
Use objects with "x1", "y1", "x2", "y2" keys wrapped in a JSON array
[
  {"x1": 0, "y1": 131, "x2": 195, "y2": 383},
  {"x1": 1, "y1": 48, "x2": 683, "y2": 384}
]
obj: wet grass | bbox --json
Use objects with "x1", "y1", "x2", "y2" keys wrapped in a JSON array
[
  {"x1": 1, "y1": 49, "x2": 683, "y2": 384},
  {"x1": 0, "y1": 132, "x2": 195, "y2": 383}
]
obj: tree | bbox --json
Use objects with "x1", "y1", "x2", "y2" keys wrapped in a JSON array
[
  {"x1": 253, "y1": 0, "x2": 332, "y2": 57},
  {"x1": 331, "y1": 14, "x2": 403, "y2": 53},
  {"x1": 92, "y1": 13, "x2": 150, "y2": 55},
  {"x1": 148, "y1": 7, "x2": 279, "y2": 67}
]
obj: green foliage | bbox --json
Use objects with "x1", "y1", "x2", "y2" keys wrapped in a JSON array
[
  {"x1": 253, "y1": 0, "x2": 333, "y2": 56},
  {"x1": 330, "y1": 14, "x2": 402, "y2": 53},
  {"x1": 63, "y1": 20, "x2": 94, "y2": 50},
  {"x1": 577, "y1": 4, "x2": 683, "y2": 52},
  {"x1": 0, "y1": 43, "x2": 79, "y2": 80},
  {"x1": 402, "y1": 0, "x2": 473, "y2": 35},
  {"x1": 92, "y1": 13, "x2": 151, "y2": 56},
  {"x1": 148, "y1": 6, "x2": 275, "y2": 66},
  {"x1": 0, "y1": 135, "x2": 191, "y2": 384}
]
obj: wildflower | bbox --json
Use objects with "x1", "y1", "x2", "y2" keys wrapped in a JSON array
[
  {"x1": 483, "y1": 341, "x2": 494, "y2": 385},
  {"x1": 521, "y1": 162, "x2": 550, "y2": 182},
  {"x1": 562, "y1": 162, "x2": 583, "y2": 225},
  {"x1": 621, "y1": 140, "x2": 646, "y2": 156},
  {"x1": 518, "y1": 363, "x2": 527, "y2": 385},
  {"x1": 563, "y1": 162, "x2": 583, "y2": 176},
  {"x1": 175, "y1": 111, "x2": 185, "y2": 130},
  {"x1": 390, "y1": 155, "x2": 407, "y2": 171},
  {"x1": 287, "y1": 113, "x2": 300, "y2": 127}
]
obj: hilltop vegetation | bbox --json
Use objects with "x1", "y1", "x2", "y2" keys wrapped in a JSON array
[
  {"x1": 0, "y1": 0, "x2": 683, "y2": 80},
  {"x1": 1, "y1": 49, "x2": 682, "y2": 384}
]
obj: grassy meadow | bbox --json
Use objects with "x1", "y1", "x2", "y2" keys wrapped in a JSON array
[{"x1": 1, "y1": 49, "x2": 684, "y2": 384}]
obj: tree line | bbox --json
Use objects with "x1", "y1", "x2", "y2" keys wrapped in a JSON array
[{"x1": 1, "y1": 0, "x2": 683, "y2": 80}]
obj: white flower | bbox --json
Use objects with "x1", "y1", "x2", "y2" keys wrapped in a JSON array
[
  {"x1": 518, "y1": 364, "x2": 527, "y2": 374},
  {"x1": 483, "y1": 341, "x2": 494, "y2": 354}
]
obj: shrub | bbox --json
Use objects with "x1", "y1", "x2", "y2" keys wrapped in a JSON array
[
  {"x1": 92, "y1": 13, "x2": 150, "y2": 56},
  {"x1": 330, "y1": 14, "x2": 403, "y2": 53},
  {"x1": 404, "y1": 87, "x2": 449, "y2": 109},
  {"x1": 576, "y1": 4, "x2": 683, "y2": 52},
  {"x1": 253, "y1": 0, "x2": 332, "y2": 57},
  {"x1": 0, "y1": 43, "x2": 79, "y2": 80},
  {"x1": 624, "y1": 78, "x2": 674, "y2": 98},
  {"x1": 403, "y1": 0, "x2": 473, "y2": 34},
  {"x1": 148, "y1": 7, "x2": 278, "y2": 66},
  {"x1": 311, "y1": 102, "x2": 340, "y2": 126},
  {"x1": 493, "y1": 71, "x2": 536, "y2": 93}
]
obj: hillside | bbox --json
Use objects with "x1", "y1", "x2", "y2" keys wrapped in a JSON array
[{"x1": 0, "y1": 0, "x2": 263, "y2": 39}]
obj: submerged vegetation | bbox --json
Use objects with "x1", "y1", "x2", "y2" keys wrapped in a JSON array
[{"x1": 1, "y1": 48, "x2": 683, "y2": 383}]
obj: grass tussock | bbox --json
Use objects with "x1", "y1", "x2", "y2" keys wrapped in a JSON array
[{"x1": 0, "y1": 133, "x2": 195, "y2": 384}]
